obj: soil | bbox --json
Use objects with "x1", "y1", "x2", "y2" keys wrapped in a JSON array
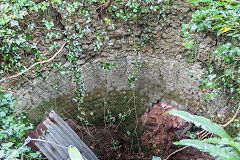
[{"x1": 65, "y1": 101, "x2": 215, "y2": 160}]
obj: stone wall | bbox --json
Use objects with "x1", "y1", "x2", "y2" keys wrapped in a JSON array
[{"x1": 2, "y1": 0, "x2": 230, "y2": 123}]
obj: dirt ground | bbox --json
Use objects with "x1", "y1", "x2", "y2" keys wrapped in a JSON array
[{"x1": 65, "y1": 101, "x2": 214, "y2": 160}]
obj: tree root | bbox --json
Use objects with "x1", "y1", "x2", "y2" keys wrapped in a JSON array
[
  {"x1": 95, "y1": 0, "x2": 113, "y2": 20},
  {"x1": 0, "y1": 42, "x2": 66, "y2": 83}
]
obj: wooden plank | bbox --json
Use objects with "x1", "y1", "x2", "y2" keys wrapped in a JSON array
[
  {"x1": 52, "y1": 111, "x2": 98, "y2": 160},
  {"x1": 29, "y1": 110, "x2": 98, "y2": 160},
  {"x1": 35, "y1": 142, "x2": 56, "y2": 160}
]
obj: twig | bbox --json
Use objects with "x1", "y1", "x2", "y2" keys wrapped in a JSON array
[
  {"x1": 166, "y1": 101, "x2": 240, "y2": 160},
  {"x1": 95, "y1": 0, "x2": 113, "y2": 20},
  {"x1": 62, "y1": 108, "x2": 95, "y2": 139},
  {"x1": 116, "y1": 105, "x2": 134, "y2": 129},
  {"x1": 197, "y1": 102, "x2": 240, "y2": 140},
  {"x1": 102, "y1": 71, "x2": 114, "y2": 141},
  {"x1": 0, "y1": 42, "x2": 66, "y2": 83},
  {"x1": 221, "y1": 101, "x2": 240, "y2": 128},
  {"x1": 133, "y1": 90, "x2": 140, "y2": 151},
  {"x1": 165, "y1": 146, "x2": 189, "y2": 160},
  {"x1": 165, "y1": 127, "x2": 210, "y2": 160},
  {"x1": 165, "y1": 101, "x2": 240, "y2": 160},
  {"x1": 201, "y1": 132, "x2": 212, "y2": 140},
  {"x1": 196, "y1": 129, "x2": 206, "y2": 138},
  {"x1": 199, "y1": 130, "x2": 209, "y2": 140}
]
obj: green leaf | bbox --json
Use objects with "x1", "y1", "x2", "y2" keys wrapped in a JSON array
[
  {"x1": 204, "y1": 138, "x2": 240, "y2": 156},
  {"x1": 206, "y1": 92, "x2": 217, "y2": 99},
  {"x1": 152, "y1": 156, "x2": 162, "y2": 160},
  {"x1": 4, "y1": 92, "x2": 13, "y2": 100},
  {"x1": 0, "y1": 150, "x2": 5, "y2": 158},
  {"x1": 183, "y1": 41, "x2": 194, "y2": 49},
  {"x1": 51, "y1": 0, "x2": 62, "y2": 3},
  {"x1": 174, "y1": 139, "x2": 239, "y2": 160},
  {"x1": 189, "y1": 0, "x2": 199, "y2": 5},
  {"x1": 212, "y1": 15, "x2": 223, "y2": 19},
  {"x1": 10, "y1": 20, "x2": 19, "y2": 27},
  {"x1": 2, "y1": 142, "x2": 14, "y2": 149},
  {"x1": 68, "y1": 145, "x2": 84, "y2": 160},
  {"x1": 221, "y1": 0, "x2": 240, "y2": 3},
  {"x1": 224, "y1": 69, "x2": 232, "y2": 76},
  {"x1": 166, "y1": 110, "x2": 232, "y2": 140},
  {"x1": 237, "y1": 78, "x2": 240, "y2": 84},
  {"x1": 191, "y1": 24, "x2": 198, "y2": 31}
]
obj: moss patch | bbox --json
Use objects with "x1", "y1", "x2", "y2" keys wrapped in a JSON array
[
  {"x1": 26, "y1": 94, "x2": 79, "y2": 125},
  {"x1": 26, "y1": 87, "x2": 149, "y2": 138},
  {"x1": 163, "y1": 89, "x2": 183, "y2": 104},
  {"x1": 80, "y1": 87, "x2": 149, "y2": 146}
]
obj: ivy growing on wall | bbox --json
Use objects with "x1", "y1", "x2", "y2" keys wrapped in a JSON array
[
  {"x1": 181, "y1": 0, "x2": 240, "y2": 101},
  {"x1": 1, "y1": 0, "x2": 239, "y2": 159},
  {"x1": 0, "y1": 92, "x2": 41, "y2": 159},
  {"x1": 0, "y1": 0, "x2": 168, "y2": 158}
]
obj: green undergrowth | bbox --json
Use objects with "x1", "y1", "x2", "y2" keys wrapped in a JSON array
[
  {"x1": 177, "y1": 0, "x2": 240, "y2": 159},
  {"x1": 86, "y1": 88, "x2": 147, "y2": 145},
  {"x1": 181, "y1": 0, "x2": 240, "y2": 102},
  {"x1": 0, "y1": 92, "x2": 41, "y2": 159},
  {"x1": 26, "y1": 87, "x2": 149, "y2": 156},
  {"x1": 26, "y1": 94, "x2": 79, "y2": 125},
  {"x1": 168, "y1": 109, "x2": 240, "y2": 160}
]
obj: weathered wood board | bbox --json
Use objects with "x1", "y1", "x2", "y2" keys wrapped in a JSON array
[{"x1": 28, "y1": 110, "x2": 98, "y2": 160}]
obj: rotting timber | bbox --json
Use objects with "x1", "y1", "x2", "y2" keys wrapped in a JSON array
[{"x1": 27, "y1": 110, "x2": 98, "y2": 160}]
